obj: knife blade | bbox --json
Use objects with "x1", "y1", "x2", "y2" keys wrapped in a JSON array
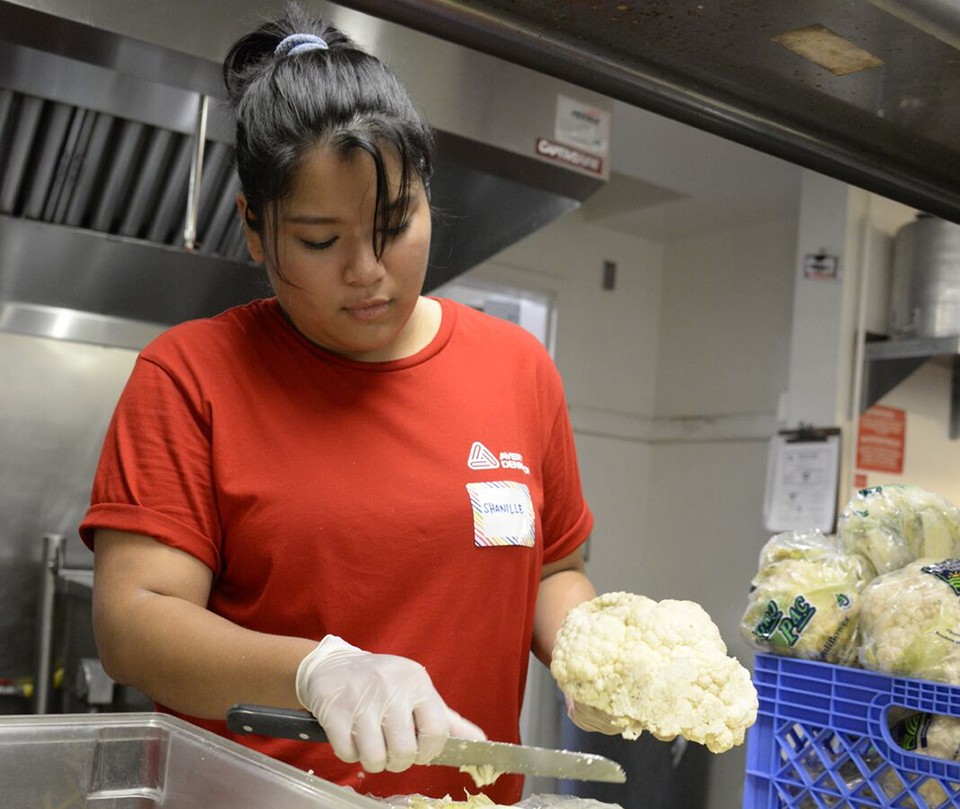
[{"x1": 226, "y1": 704, "x2": 626, "y2": 784}]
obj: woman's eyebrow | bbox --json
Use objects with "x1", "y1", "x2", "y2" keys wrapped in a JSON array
[
  {"x1": 282, "y1": 194, "x2": 416, "y2": 225},
  {"x1": 283, "y1": 213, "x2": 340, "y2": 225}
]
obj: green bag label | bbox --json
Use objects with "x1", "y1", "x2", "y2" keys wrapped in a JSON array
[
  {"x1": 753, "y1": 595, "x2": 817, "y2": 646},
  {"x1": 921, "y1": 560, "x2": 960, "y2": 597},
  {"x1": 892, "y1": 713, "x2": 931, "y2": 751}
]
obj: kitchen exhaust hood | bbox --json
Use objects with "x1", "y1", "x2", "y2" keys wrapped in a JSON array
[
  {"x1": 330, "y1": 0, "x2": 960, "y2": 229},
  {"x1": 0, "y1": 0, "x2": 609, "y2": 349}
]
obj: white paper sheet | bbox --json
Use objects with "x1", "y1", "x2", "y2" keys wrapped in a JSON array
[{"x1": 763, "y1": 433, "x2": 840, "y2": 533}]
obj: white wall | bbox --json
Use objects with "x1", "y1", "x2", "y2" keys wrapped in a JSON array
[
  {"x1": 462, "y1": 208, "x2": 800, "y2": 809},
  {"x1": 470, "y1": 210, "x2": 664, "y2": 418},
  {"x1": 647, "y1": 217, "x2": 798, "y2": 809},
  {"x1": 656, "y1": 217, "x2": 797, "y2": 417}
]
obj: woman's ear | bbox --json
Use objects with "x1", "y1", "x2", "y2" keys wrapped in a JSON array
[{"x1": 236, "y1": 192, "x2": 265, "y2": 264}]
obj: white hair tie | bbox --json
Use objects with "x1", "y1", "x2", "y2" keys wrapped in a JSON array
[{"x1": 275, "y1": 33, "x2": 329, "y2": 57}]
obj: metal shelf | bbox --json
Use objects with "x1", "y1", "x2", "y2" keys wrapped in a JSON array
[{"x1": 862, "y1": 335, "x2": 960, "y2": 438}]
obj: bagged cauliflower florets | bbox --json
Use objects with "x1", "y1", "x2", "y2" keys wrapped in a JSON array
[
  {"x1": 739, "y1": 530, "x2": 871, "y2": 665},
  {"x1": 837, "y1": 485, "x2": 960, "y2": 576},
  {"x1": 550, "y1": 592, "x2": 758, "y2": 754},
  {"x1": 859, "y1": 558, "x2": 960, "y2": 684}
]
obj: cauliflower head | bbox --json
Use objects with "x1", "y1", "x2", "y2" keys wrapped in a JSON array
[
  {"x1": 837, "y1": 485, "x2": 960, "y2": 576},
  {"x1": 550, "y1": 592, "x2": 758, "y2": 754},
  {"x1": 739, "y1": 530, "x2": 870, "y2": 664},
  {"x1": 859, "y1": 558, "x2": 960, "y2": 684}
]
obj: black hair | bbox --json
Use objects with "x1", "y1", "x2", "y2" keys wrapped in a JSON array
[{"x1": 222, "y1": 3, "x2": 434, "y2": 273}]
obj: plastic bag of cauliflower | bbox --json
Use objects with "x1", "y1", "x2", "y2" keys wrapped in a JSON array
[
  {"x1": 886, "y1": 712, "x2": 960, "y2": 807},
  {"x1": 859, "y1": 558, "x2": 960, "y2": 684},
  {"x1": 837, "y1": 484, "x2": 960, "y2": 576},
  {"x1": 739, "y1": 529, "x2": 871, "y2": 665},
  {"x1": 550, "y1": 592, "x2": 758, "y2": 754},
  {"x1": 892, "y1": 711, "x2": 960, "y2": 762}
]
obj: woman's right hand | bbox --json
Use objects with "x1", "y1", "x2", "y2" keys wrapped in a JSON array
[{"x1": 296, "y1": 635, "x2": 485, "y2": 773}]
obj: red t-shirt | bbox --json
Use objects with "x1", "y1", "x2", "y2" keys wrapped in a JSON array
[{"x1": 81, "y1": 297, "x2": 593, "y2": 802}]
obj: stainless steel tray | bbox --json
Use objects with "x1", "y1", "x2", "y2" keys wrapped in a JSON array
[{"x1": 0, "y1": 711, "x2": 384, "y2": 809}]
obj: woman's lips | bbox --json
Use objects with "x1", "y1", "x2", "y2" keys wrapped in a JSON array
[{"x1": 345, "y1": 300, "x2": 390, "y2": 322}]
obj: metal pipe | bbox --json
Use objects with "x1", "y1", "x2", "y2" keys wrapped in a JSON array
[
  {"x1": 33, "y1": 533, "x2": 64, "y2": 714},
  {"x1": 183, "y1": 94, "x2": 209, "y2": 250}
]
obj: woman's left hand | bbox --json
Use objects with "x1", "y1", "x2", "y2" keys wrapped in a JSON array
[
  {"x1": 564, "y1": 695, "x2": 623, "y2": 735},
  {"x1": 565, "y1": 695, "x2": 678, "y2": 741}
]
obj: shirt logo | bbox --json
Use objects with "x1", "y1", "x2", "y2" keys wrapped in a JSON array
[
  {"x1": 467, "y1": 441, "x2": 500, "y2": 470},
  {"x1": 467, "y1": 441, "x2": 530, "y2": 475}
]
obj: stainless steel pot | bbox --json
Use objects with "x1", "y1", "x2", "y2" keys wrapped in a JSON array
[{"x1": 889, "y1": 213, "x2": 960, "y2": 338}]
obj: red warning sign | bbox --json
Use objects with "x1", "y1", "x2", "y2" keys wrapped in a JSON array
[{"x1": 856, "y1": 405, "x2": 905, "y2": 474}]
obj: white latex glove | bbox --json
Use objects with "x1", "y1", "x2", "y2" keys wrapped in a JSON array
[
  {"x1": 564, "y1": 694, "x2": 678, "y2": 742},
  {"x1": 296, "y1": 635, "x2": 485, "y2": 773},
  {"x1": 564, "y1": 694, "x2": 624, "y2": 736}
]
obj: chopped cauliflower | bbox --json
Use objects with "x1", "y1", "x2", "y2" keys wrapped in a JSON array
[
  {"x1": 859, "y1": 558, "x2": 960, "y2": 684},
  {"x1": 550, "y1": 592, "x2": 758, "y2": 753},
  {"x1": 457, "y1": 764, "x2": 501, "y2": 788},
  {"x1": 390, "y1": 795, "x2": 623, "y2": 809},
  {"x1": 405, "y1": 795, "x2": 500, "y2": 809}
]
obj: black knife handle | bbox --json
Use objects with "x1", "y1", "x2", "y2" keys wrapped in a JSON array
[{"x1": 226, "y1": 703, "x2": 330, "y2": 742}]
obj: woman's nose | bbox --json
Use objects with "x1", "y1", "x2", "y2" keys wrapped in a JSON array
[{"x1": 342, "y1": 239, "x2": 386, "y2": 286}]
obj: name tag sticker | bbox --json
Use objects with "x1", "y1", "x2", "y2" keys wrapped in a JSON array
[{"x1": 466, "y1": 481, "x2": 535, "y2": 547}]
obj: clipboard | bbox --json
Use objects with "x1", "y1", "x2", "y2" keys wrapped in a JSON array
[{"x1": 763, "y1": 424, "x2": 841, "y2": 534}]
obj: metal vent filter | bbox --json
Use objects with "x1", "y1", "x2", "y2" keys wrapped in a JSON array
[{"x1": 0, "y1": 87, "x2": 247, "y2": 262}]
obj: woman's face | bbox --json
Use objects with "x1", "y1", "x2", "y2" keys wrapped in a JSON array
[{"x1": 239, "y1": 143, "x2": 433, "y2": 362}]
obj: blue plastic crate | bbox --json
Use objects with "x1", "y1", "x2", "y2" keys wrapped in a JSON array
[{"x1": 743, "y1": 654, "x2": 960, "y2": 808}]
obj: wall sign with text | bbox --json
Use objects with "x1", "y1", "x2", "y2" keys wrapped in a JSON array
[{"x1": 856, "y1": 405, "x2": 906, "y2": 475}]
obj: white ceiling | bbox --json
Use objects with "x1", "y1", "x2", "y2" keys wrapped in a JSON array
[{"x1": 581, "y1": 100, "x2": 805, "y2": 242}]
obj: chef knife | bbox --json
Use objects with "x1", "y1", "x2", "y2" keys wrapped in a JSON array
[{"x1": 226, "y1": 704, "x2": 626, "y2": 784}]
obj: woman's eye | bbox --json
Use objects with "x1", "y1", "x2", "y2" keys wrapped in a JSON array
[
  {"x1": 301, "y1": 237, "x2": 338, "y2": 251},
  {"x1": 382, "y1": 220, "x2": 411, "y2": 240}
]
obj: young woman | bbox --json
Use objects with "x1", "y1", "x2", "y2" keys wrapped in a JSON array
[{"x1": 82, "y1": 4, "x2": 617, "y2": 802}]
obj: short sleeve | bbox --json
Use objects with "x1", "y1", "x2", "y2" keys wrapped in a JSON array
[
  {"x1": 539, "y1": 373, "x2": 594, "y2": 563},
  {"x1": 80, "y1": 354, "x2": 222, "y2": 572}
]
